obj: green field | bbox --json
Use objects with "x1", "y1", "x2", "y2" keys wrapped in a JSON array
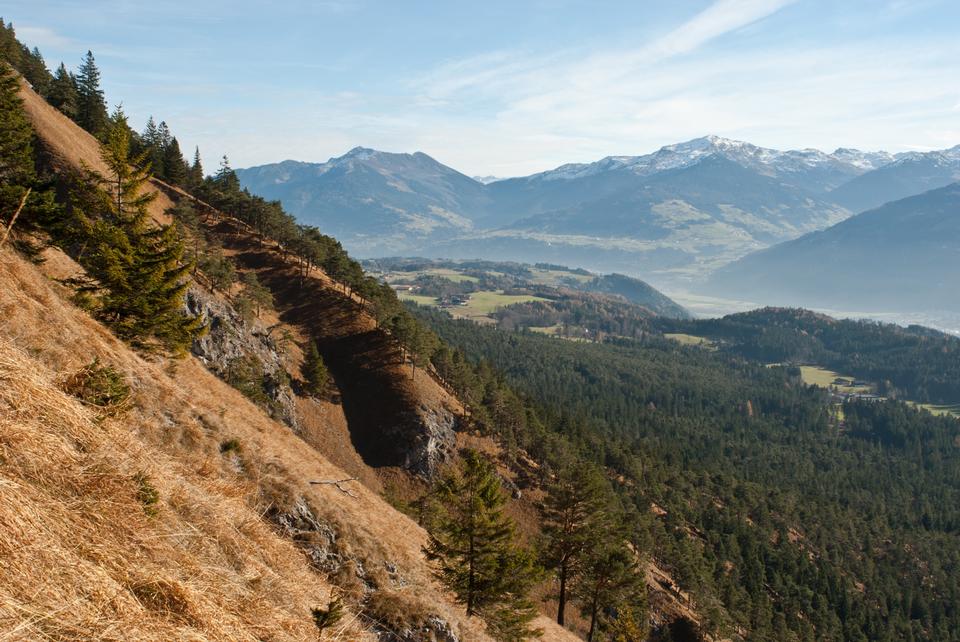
[
  {"x1": 799, "y1": 366, "x2": 872, "y2": 393},
  {"x1": 387, "y1": 268, "x2": 479, "y2": 284},
  {"x1": 400, "y1": 289, "x2": 547, "y2": 322},
  {"x1": 908, "y1": 402, "x2": 960, "y2": 418},
  {"x1": 664, "y1": 333, "x2": 716, "y2": 349},
  {"x1": 397, "y1": 292, "x2": 438, "y2": 306},
  {"x1": 453, "y1": 291, "x2": 548, "y2": 320},
  {"x1": 527, "y1": 268, "x2": 594, "y2": 287}
]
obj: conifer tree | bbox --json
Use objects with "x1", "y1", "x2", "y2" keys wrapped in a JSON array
[
  {"x1": 0, "y1": 61, "x2": 35, "y2": 212},
  {"x1": 84, "y1": 107, "x2": 204, "y2": 353},
  {"x1": 187, "y1": 146, "x2": 204, "y2": 188},
  {"x1": 162, "y1": 136, "x2": 187, "y2": 184},
  {"x1": 425, "y1": 450, "x2": 542, "y2": 640},
  {"x1": 302, "y1": 340, "x2": 329, "y2": 396},
  {"x1": 47, "y1": 62, "x2": 78, "y2": 119},
  {"x1": 239, "y1": 271, "x2": 272, "y2": 319},
  {"x1": 214, "y1": 154, "x2": 239, "y2": 192},
  {"x1": 75, "y1": 50, "x2": 107, "y2": 136},
  {"x1": 540, "y1": 460, "x2": 610, "y2": 626},
  {"x1": 573, "y1": 542, "x2": 647, "y2": 642}
]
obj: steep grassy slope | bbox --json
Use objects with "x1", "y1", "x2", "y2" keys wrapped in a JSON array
[{"x1": 6, "y1": 76, "x2": 579, "y2": 642}]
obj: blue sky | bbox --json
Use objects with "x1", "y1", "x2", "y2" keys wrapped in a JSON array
[{"x1": 7, "y1": 0, "x2": 960, "y2": 176}]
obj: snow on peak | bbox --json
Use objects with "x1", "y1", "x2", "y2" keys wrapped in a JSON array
[{"x1": 535, "y1": 136, "x2": 907, "y2": 182}]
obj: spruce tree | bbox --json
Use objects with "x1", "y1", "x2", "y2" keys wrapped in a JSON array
[
  {"x1": 540, "y1": 460, "x2": 609, "y2": 626},
  {"x1": 187, "y1": 146, "x2": 204, "y2": 188},
  {"x1": 302, "y1": 340, "x2": 329, "y2": 396},
  {"x1": 162, "y1": 136, "x2": 187, "y2": 184},
  {"x1": 86, "y1": 108, "x2": 204, "y2": 353},
  {"x1": 75, "y1": 50, "x2": 107, "y2": 136},
  {"x1": 47, "y1": 62, "x2": 78, "y2": 119},
  {"x1": 424, "y1": 450, "x2": 542, "y2": 640},
  {"x1": 0, "y1": 62, "x2": 35, "y2": 214}
]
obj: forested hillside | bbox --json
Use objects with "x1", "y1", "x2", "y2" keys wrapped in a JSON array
[
  {"x1": 656, "y1": 308, "x2": 960, "y2": 403},
  {"x1": 416, "y1": 305, "x2": 960, "y2": 641}
]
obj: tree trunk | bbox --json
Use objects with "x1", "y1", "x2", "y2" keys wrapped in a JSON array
[
  {"x1": 587, "y1": 594, "x2": 599, "y2": 642},
  {"x1": 557, "y1": 563, "x2": 568, "y2": 625}
]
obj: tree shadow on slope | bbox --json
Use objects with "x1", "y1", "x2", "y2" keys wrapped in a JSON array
[{"x1": 213, "y1": 226, "x2": 421, "y2": 470}]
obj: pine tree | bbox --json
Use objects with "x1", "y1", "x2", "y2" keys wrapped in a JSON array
[
  {"x1": 47, "y1": 62, "x2": 78, "y2": 119},
  {"x1": 85, "y1": 108, "x2": 205, "y2": 353},
  {"x1": 162, "y1": 136, "x2": 187, "y2": 184},
  {"x1": 573, "y1": 542, "x2": 646, "y2": 642},
  {"x1": 239, "y1": 271, "x2": 273, "y2": 319},
  {"x1": 214, "y1": 154, "x2": 239, "y2": 192},
  {"x1": 302, "y1": 340, "x2": 329, "y2": 396},
  {"x1": 187, "y1": 146, "x2": 204, "y2": 188},
  {"x1": 0, "y1": 61, "x2": 35, "y2": 214},
  {"x1": 75, "y1": 50, "x2": 107, "y2": 136},
  {"x1": 540, "y1": 460, "x2": 610, "y2": 626},
  {"x1": 425, "y1": 450, "x2": 542, "y2": 640}
]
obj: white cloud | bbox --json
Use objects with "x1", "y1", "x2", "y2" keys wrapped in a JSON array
[{"x1": 13, "y1": 25, "x2": 73, "y2": 49}]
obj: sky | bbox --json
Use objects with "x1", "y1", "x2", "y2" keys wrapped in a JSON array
[{"x1": 7, "y1": 0, "x2": 960, "y2": 176}]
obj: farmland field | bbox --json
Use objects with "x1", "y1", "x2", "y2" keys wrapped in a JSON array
[
  {"x1": 664, "y1": 333, "x2": 716, "y2": 349},
  {"x1": 799, "y1": 366, "x2": 872, "y2": 393}
]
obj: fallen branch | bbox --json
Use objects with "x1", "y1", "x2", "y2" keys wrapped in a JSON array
[
  {"x1": 0, "y1": 188, "x2": 31, "y2": 249},
  {"x1": 309, "y1": 477, "x2": 359, "y2": 497}
]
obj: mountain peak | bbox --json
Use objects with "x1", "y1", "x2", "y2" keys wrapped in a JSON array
[{"x1": 340, "y1": 146, "x2": 380, "y2": 161}]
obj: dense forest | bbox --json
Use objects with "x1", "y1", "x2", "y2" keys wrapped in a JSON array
[
  {"x1": 655, "y1": 308, "x2": 960, "y2": 403},
  {"x1": 417, "y1": 305, "x2": 960, "y2": 641}
]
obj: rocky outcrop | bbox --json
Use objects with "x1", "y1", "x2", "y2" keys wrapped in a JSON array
[
  {"x1": 392, "y1": 404, "x2": 458, "y2": 479},
  {"x1": 185, "y1": 285, "x2": 298, "y2": 429}
]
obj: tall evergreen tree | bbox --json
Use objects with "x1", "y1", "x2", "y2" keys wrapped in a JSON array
[
  {"x1": 0, "y1": 59, "x2": 46, "y2": 238},
  {"x1": 573, "y1": 540, "x2": 647, "y2": 642},
  {"x1": 214, "y1": 154, "x2": 239, "y2": 192},
  {"x1": 187, "y1": 146, "x2": 204, "y2": 188},
  {"x1": 84, "y1": 108, "x2": 204, "y2": 353},
  {"x1": 425, "y1": 450, "x2": 542, "y2": 640},
  {"x1": 302, "y1": 340, "x2": 329, "y2": 396},
  {"x1": 75, "y1": 50, "x2": 107, "y2": 137},
  {"x1": 0, "y1": 62, "x2": 34, "y2": 202},
  {"x1": 540, "y1": 460, "x2": 610, "y2": 626},
  {"x1": 47, "y1": 62, "x2": 78, "y2": 119},
  {"x1": 162, "y1": 136, "x2": 187, "y2": 184}
]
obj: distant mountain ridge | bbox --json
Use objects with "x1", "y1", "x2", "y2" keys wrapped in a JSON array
[
  {"x1": 237, "y1": 137, "x2": 960, "y2": 285},
  {"x1": 705, "y1": 182, "x2": 960, "y2": 313}
]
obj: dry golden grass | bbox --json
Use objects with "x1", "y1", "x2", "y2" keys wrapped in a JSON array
[
  {"x1": 0, "y1": 237, "x2": 517, "y2": 641},
  {"x1": 7, "y1": 78, "x2": 581, "y2": 642}
]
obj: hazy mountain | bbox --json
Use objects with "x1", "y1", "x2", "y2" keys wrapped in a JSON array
[
  {"x1": 828, "y1": 146, "x2": 960, "y2": 213},
  {"x1": 237, "y1": 137, "x2": 957, "y2": 284},
  {"x1": 582, "y1": 273, "x2": 691, "y2": 319},
  {"x1": 235, "y1": 147, "x2": 490, "y2": 255},
  {"x1": 705, "y1": 182, "x2": 960, "y2": 312}
]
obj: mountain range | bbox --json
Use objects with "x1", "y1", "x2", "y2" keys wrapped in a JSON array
[
  {"x1": 237, "y1": 136, "x2": 960, "y2": 286},
  {"x1": 706, "y1": 182, "x2": 960, "y2": 313}
]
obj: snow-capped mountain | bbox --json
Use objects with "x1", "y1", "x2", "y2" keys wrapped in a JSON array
[
  {"x1": 237, "y1": 136, "x2": 959, "y2": 285},
  {"x1": 532, "y1": 135, "x2": 898, "y2": 191}
]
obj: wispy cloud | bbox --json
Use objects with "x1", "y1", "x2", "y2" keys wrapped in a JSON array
[{"x1": 13, "y1": 25, "x2": 73, "y2": 49}]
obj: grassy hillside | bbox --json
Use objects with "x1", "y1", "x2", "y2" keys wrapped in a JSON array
[{"x1": 3, "y1": 67, "x2": 581, "y2": 642}]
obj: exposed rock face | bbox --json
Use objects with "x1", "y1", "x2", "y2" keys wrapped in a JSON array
[
  {"x1": 392, "y1": 404, "x2": 458, "y2": 479},
  {"x1": 270, "y1": 496, "x2": 342, "y2": 574},
  {"x1": 185, "y1": 286, "x2": 298, "y2": 429}
]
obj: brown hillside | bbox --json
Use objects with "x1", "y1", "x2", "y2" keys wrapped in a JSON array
[{"x1": 7, "y1": 78, "x2": 580, "y2": 641}]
